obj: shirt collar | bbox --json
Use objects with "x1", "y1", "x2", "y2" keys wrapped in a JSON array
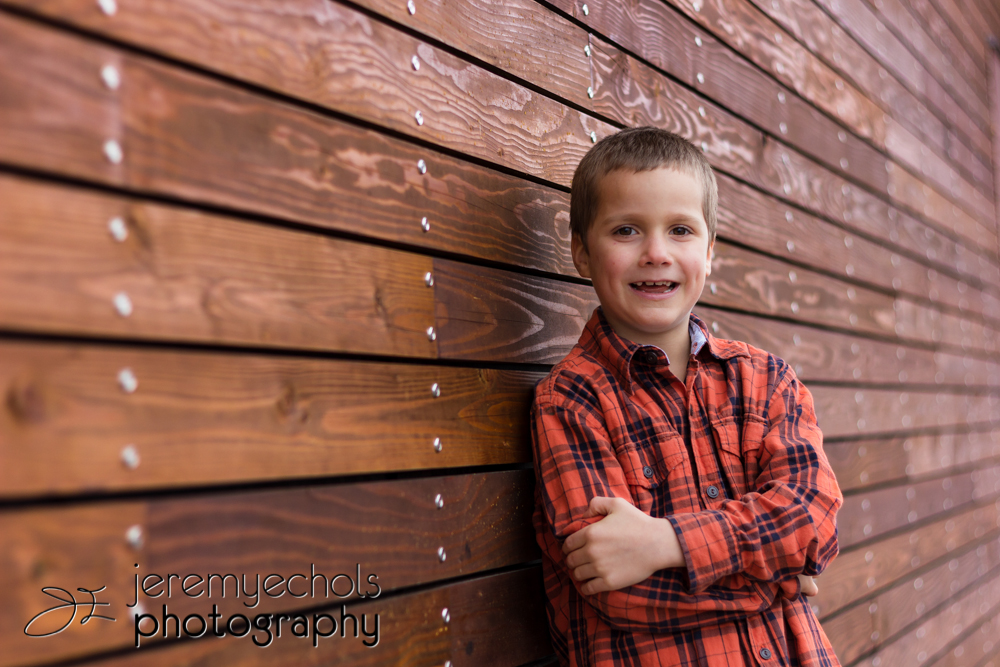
[{"x1": 579, "y1": 307, "x2": 750, "y2": 394}]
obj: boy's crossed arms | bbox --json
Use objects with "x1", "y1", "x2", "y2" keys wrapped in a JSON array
[{"x1": 533, "y1": 362, "x2": 840, "y2": 634}]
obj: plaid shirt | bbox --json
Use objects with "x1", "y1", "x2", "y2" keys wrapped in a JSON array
[{"x1": 531, "y1": 308, "x2": 843, "y2": 666}]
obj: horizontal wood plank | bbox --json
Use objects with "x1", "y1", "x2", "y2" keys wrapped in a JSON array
[
  {"x1": 0, "y1": 471, "x2": 539, "y2": 665},
  {"x1": 837, "y1": 464, "x2": 1000, "y2": 548},
  {"x1": 0, "y1": 341, "x2": 540, "y2": 496}
]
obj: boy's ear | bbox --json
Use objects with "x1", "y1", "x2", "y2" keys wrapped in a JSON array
[
  {"x1": 571, "y1": 233, "x2": 592, "y2": 279},
  {"x1": 705, "y1": 238, "x2": 715, "y2": 277}
]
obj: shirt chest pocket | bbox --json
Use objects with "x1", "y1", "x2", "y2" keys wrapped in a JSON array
[
  {"x1": 711, "y1": 416, "x2": 766, "y2": 498},
  {"x1": 615, "y1": 425, "x2": 686, "y2": 512}
]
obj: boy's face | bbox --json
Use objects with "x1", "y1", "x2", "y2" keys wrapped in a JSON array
[{"x1": 572, "y1": 167, "x2": 713, "y2": 349}]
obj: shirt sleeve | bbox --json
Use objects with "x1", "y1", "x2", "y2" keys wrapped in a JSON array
[
  {"x1": 665, "y1": 367, "x2": 843, "y2": 594},
  {"x1": 532, "y1": 384, "x2": 778, "y2": 634}
]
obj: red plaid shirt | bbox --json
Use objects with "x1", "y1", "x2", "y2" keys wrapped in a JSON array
[{"x1": 531, "y1": 308, "x2": 843, "y2": 666}]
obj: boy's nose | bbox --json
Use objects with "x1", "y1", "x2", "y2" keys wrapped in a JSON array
[{"x1": 640, "y1": 235, "x2": 673, "y2": 265}]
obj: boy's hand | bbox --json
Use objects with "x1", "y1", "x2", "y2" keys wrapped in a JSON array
[
  {"x1": 798, "y1": 575, "x2": 819, "y2": 596},
  {"x1": 562, "y1": 496, "x2": 686, "y2": 595}
]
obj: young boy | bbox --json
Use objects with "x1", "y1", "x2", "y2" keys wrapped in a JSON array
[{"x1": 531, "y1": 126, "x2": 843, "y2": 666}]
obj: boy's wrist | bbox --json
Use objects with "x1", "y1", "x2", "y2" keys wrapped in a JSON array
[{"x1": 646, "y1": 515, "x2": 685, "y2": 570}]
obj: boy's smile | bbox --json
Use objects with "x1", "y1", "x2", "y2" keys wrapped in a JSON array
[{"x1": 572, "y1": 167, "x2": 713, "y2": 357}]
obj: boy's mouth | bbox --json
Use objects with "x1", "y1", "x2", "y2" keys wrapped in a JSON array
[{"x1": 630, "y1": 281, "x2": 679, "y2": 294}]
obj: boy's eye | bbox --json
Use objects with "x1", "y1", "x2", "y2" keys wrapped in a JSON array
[
  {"x1": 614, "y1": 226, "x2": 638, "y2": 236},
  {"x1": 672, "y1": 226, "x2": 692, "y2": 236}
]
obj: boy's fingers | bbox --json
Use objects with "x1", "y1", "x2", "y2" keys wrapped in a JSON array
[
  {"x1": 580, "y1": 578, "x2": 607, "y2": 596},
  {"x1": 562, "y1": 526, "x2": 588, "y2": 554}
]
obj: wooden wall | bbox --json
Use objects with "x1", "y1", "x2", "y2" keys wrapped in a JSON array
[{"x1": 2, "y1": 0, "x2": 999, "y2": 665}]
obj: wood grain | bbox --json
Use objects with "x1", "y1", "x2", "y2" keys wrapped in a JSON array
[
  {"x1": 823, "y1": 535, "x2": 1000, "y2": 663},
  {"x1": 815, "y1": 498, "x2": 1000, "y2": 617},
  {"x1": 5, "y1": 3, "x2": 997, "y2": 307},
  {"x1": 836, "y1": 464, "x2": 1000, "y2": 547},
  {"x1": 0, "y1": 341, "x2": 540, "y2": 496},
  {"x1": 858, "y1": 0, "x2": 991, "y2": 126},
  {"x1": 811, "y1": 387, "x2": 997, "y2": 440},
  {"x1": 0, "y1": 0, "x2": 613, "y2": 189},
  {"x1": 703, "y1": 305, "x2": 1000, "y2": 386},
  {"x1": 0, "y1": 471, "x2": 540, "y2": 666},
  {"x1": 856, "y1": 568, "x2": 1000, "y2": 666},
  {"x1": 812, "y1": 0, "x2": 993, "y2": 161},
  {"x1": 0, "y1": 176, "x2": 436, "y2": 357},
  {"x1": 826, "y1": 429, "x2": 1000, "y2": 493}
]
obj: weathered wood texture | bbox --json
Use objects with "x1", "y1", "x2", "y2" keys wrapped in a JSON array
[
  {"x1": 1, "y1": 0, "x2": 999, "y2": 666},
  {"x1": 2, "y1": 0, "x2": 997, "y2": 293}
]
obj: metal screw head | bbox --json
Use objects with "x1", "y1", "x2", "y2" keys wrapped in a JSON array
[
  {"x1": 777, "y1": 91, "x2": 786, "y2": 103},
  {"x1": 420, "y1": 216, "x2": 430, "y2": 232},
  {"x1": 108, "y1": 216, "x2": 128, "y2": 241},
  {"x1": 441, "y1": 607, "x2": 450, "y2": 623},
  {"x1": 696, "y1": 72, "x2": 705, "y2": 84},
  {"x1": 104, "y1": 139, "x2": 123, "y2": 164},
  {"x1": 433, "y1": 437, "x2": 442, "y2": 452},
  {"x1": 788, "y1": 270, "x2": 797, "y2": 283},
  {"x1": 97, "y1": 0, "x2": 117, "y2": 16},
  {"x1": 711, "y1": 321, "x2": 719, "y2": 333},
  {"x1": 584, "y1": 44, "x2": 591, "y2": 57},
  {"x1": 587, "y1": 86, "x2": 594, "y2": 98},
  {"x1": 101, "y1": 64, "x2": 121, "y2": 90},
  {"x1": 125, "y1": 524, "x2": 144, "y2": 549},
  {"x1": 840, "y1": 157, "x2": 848, "y2": 169},
  {"x1": 426, "y1": 326, "x2": 437, "y2": 341},
  {"x1": 444, "y1": 661, "x2": 452, "y2": 667},
  {"x1": 114, "y1": 291, "x2": 133, "y2": 317},
  {"x1": 590, "y1": 131, "x2": 597, "y2": 143},
  {"x1": 417, "y1": 158, "x2": 427, "y2": 174},
  {"x1": 700, "y1": 141, "x2": 708, "y2": 152},
  {"x1": 414, "y1": 110, "x2": 424, "y2": 126},
  {"x1": 435, "y1": 493, "x2": 444, "y2": 508},
  {"x1": 779, "y1": 122, "x2": 787, "y2": 134},
  {"x1": 430, "y1": 383, "x2": 441, "y2": 398},
  {"x1": 695, "y1": 36, "x2": 702, "y2": 46},
  {"x1": 118, "y1": 367, "x2": 138, "y2": 393},
  {"x1": 424, "y1": 271, "x2": 434, "y2": 287},
  {"x1": 786, "y1": 240, "x2": 794, "y2": 252},
  {"x1": 790, "y1": 301, "x2": 799, "y2": 313},
  {"x1": 121, "y1": 444, "x2": 140, "y2": 470},
  {"x1": 407, "y1": 0, "x2": 416, "y2": 14},
  {"x1": 709, "y1": 282, "x2": 717, "y2": 294},
  {"x1": 437, "y1": 546, "x2": 447, "y2": 562},
  {"x1": 411, "y1": 55, "x2": 420, "y2": 71},
  {"x1": 698, "y1": 106, "x2": 705, "y2": 117},
  {"x1": 785, "y1": 210, "x2": 793, "y2": 222},
  {"x1": 692, "y1": 0, "x2": 702, "y2": 10},
  {"x1": 582, "y1": 3, "x2": 589, "y2": 15}
]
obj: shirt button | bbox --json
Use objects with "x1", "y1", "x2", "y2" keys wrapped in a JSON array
[
  {"x1": 643, "y1": 466, "x2": 654, "y2": 478},
  {"x1": 759, "y1": 647, "x2": 772, "y2": 660},
  {"x1": 706, "y1": 485, "x2": 719, "y2": 499},
  {"x1": 643, "y1": 350, "x2": 658, "y2": 364}
]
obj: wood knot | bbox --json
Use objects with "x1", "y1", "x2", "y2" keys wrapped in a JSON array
[{"x1": 6, "y1": 380, "x2": 46, "y2": 423}]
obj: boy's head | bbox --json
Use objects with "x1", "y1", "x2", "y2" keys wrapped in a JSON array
[{"x1": 570, "y1": 127, "x2": 718, "y2": 348}]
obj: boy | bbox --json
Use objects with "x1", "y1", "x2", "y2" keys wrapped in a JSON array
[{"x1": 531, "y1": 126, "x2": 843, "y2": 666}]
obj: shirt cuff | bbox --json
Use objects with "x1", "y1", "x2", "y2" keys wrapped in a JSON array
[{"x1": 666, "y1": 510, "x2": 741, "y2": 594}]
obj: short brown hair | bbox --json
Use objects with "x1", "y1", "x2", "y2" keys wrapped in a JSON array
[{"x1": 570, "y1": 126, "x2": 718, "y2": 248}]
